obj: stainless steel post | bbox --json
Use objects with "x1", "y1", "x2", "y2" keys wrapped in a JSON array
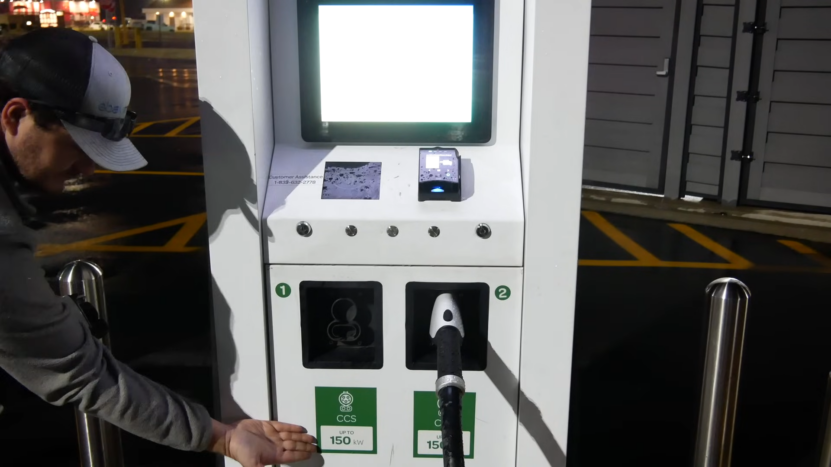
[
  {"x1": 820, "y1": 372, "x2": 831, "y2": 467},
  {"x1": 694, "y1": 278, "x2": 751, "y2": 467},
  {"x1": 58, "y1": 260, "x2": 124, "y2": 467}
]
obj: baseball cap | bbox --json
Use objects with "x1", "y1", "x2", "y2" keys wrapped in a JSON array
[{"x1": 0, "y1": 29, "x2": 146, "y2": 171}]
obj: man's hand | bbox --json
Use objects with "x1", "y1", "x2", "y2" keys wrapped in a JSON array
[{"x1": 210, "y1": 419, "x2": 318, "y2": 467}]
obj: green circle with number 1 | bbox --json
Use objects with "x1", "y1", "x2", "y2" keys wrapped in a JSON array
[
  {"x1": 275, "y1": 283, "x2": 291, "y2": 298},
  {"x1": 495, "y1": 286, "x2": 511, "y2": 301}
]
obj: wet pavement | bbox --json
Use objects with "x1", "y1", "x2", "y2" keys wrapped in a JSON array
[{"x1": 1, "y1": 56, "x2": 830, "y2": 467}]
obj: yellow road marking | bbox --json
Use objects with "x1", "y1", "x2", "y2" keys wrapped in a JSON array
[
  {"x1": 581, "y1": 211, "x2": 660, "y2": 264},
  {"x1": 778, "y1": 240, "x2": 831, "y2": 268},
  {"x1": 668, "y1": 224, "x2": 753, "y2": 269},
  {"x1": 127, "y1": 117, "x2": 202, "y2": 138},
  {"x1": 165, "y1": 117, "x2": 201, "y2": 136},
  {"x1": 578, "y1": 259, "x2": 749, "y2": 269},
  {"x1": 131, "y1": 122, "x2": 154, "y2": 134},
  {"x1": 95, "y1": 170, "x2": 204, "y2": 176},
  {"x1": 137, "y1": 116, "x2": 199, "y2": 125},
  {"x1": 37, "y1": 213, "x2": 207, "y2": 257},
  {"x1": 32, "y1": 209, "x2": 829, "y2": 274},
  {"x1": 130, "y1": 134, "x2": 201, "y2": 138},
  {"x1": 166, "y1": 213, "x2": 208, "y2": 249}
]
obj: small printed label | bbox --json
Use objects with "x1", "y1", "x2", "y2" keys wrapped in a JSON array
[
  {"x1": 413, "y1": 391, "x2": 476, "y2": 458},
  {"x1": 316, "y1": 387, "x2": 377, "y2": 454},
  {"x1": 495, "y1": 285, "x2": 511, "y2": 301},
  {"x1": 321, "y1": 426, "x2": 374, "y2": 451},
  {"x1": 417, "y1": 430, "x2": 471, "y2": 456}
]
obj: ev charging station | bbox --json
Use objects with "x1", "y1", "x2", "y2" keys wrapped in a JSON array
[{"x1": 193, "y1": 0, "x2": 590, "y2": 465}]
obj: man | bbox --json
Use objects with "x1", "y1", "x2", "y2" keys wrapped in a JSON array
[{"x1": 0, "y1": 29, "x2": 316, "y2": 465}]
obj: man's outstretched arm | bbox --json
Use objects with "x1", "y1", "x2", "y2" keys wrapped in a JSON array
[
  {"x1": 0, "y1": 235, "x2": 317, "y2": 465},
  {"x1": 0, "y1": 238, "x2": 215, "y2": 451}
]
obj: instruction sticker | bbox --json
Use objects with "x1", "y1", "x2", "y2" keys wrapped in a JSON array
[
  {"x1": 315, "y1": 387, "x2": 377, "y2": 454},
  {"x1": 413, "y1": 391, "x2": 476, "y2": 459}
]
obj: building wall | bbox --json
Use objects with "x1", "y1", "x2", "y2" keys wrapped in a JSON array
[
  {"x1": 142, "y1": 8, "x2": 193, "y2": 29},
  {"x1": 583, "y1": 0, "x2": 831, "y2": 212}
]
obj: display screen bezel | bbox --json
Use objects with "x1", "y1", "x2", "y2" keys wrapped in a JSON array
[{"x1": 297, "y1": 0, "x2": 496, "y2": 144}]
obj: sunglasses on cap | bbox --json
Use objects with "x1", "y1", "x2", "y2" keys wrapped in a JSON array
[
  {"x1": 53, "y1": 108, "x2": 137, "y2": 142},
  {"x1": 27, "y1": 99, "x2": 137, "y2": 142}
]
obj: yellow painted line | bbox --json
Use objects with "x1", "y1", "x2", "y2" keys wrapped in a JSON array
[
  {"x1": 37, "y1": 213, "x2": 207, "y2": 257},
  {"x1": 164, "y1": 213, "x2": 207, "y2": 249},
  {"x1": 130, "y1": 122, "x2": 154, "y2": 134},
  {"x1": 668, "y1": 224, "x2": 753, "y2": 269},
  {"x1": 581, "y1": 211, "x2": 660, "y2": 264},
  {"x1": 165, "y1": 117, "x2": 201, "y2": 136},
  {"x1": 39, "y1": 245, "x2": 200, "y2": 254},
  {"x1": 130, "y1": 134, "x2": 201, "y2": 138},
  {"x1": 578, "y1": 260, "x2": 831, "y2": 273},
  {"x1": 579, "y1": 259, "x2": 746, "y2": 269},
  {"x1": 578, "y1": 260, "x2": 651, "y2": 267},
  {"x1": 95, "y1": 170, "x2": 204, "y2": 176},
  {"x1": 778, "y1": 240, "x2": 831, "y2": 268},
  {"x1": 137, "y1": 116, "x2": 199, "y2": 125}
]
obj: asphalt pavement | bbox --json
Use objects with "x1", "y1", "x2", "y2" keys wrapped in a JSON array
[{"x1": 0, "y1": 55, "x2": 829, "y2": 467}]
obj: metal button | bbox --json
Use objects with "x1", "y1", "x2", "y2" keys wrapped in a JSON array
[
  {"x1": 345, "y1": 225, "x2": 357, "y2": 237},
  {"x1": 387, "y1": 226, "x2": 399, "y2": 237},
  {"x1": 296, "y1": 221, "x2": 312, "y2": 237}
]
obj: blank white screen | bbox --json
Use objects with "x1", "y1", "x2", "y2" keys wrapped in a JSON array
[{"x1": 318, "y1": 5, "x2": 474, "y2": 123}]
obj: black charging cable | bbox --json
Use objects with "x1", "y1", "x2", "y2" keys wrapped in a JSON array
[
  {"x1": 431, "y1": 294, "x2": 467, "y2": 467},
  {"x1": 435, "y1": 325, "x2": 465, "y2": 467}
]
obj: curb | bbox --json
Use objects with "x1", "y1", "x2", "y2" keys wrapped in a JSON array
[
  {"x1": 109, "y1": 48, "x2": 196, "y2": 60},
  {"x1": 582, "y1": 188, "x2": 831, "y2": 244}
]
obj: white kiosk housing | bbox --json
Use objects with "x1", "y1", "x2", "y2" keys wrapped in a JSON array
[{"x1": 193, "y1": 1, "x2": 590, "y2": 466}]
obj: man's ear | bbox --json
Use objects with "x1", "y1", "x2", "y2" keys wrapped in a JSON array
[{"x1": 1, "y1": 98, "x2": 31, "y2": 136}]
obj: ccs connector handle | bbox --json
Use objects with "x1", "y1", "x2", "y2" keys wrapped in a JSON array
[{"x1": 430, "y1": 293, "x2": 466, "y2": 467}]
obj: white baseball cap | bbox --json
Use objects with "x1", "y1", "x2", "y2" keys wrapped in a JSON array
[{"x1": 0, "y1": 29, "x2": 147, "y2": 171}]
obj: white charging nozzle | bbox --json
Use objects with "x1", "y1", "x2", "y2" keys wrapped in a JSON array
[{"x1": 429, "y1": 293, "x2": 464, "y2": 339}]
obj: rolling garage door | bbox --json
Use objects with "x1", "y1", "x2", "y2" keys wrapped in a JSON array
[
  {"x1": 583, "y1": 0, "x2": 679, "y2": 191},
  {"x1": 745, "y1": 0, "x2": 831, "y2": 209}
]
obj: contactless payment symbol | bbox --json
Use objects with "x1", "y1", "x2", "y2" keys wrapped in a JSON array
[
  {"x1": 495, "y1": 286, "x2": 511, "y2": 301},
  {"x1": 275, "y1": 283, "x2": 291, "y2": 298}
]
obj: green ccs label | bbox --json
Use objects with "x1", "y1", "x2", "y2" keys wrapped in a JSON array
[
  {"x1": 495, "y1": 285, "x2": 511, "y2": 300},
  {"x1": 413, "y1": 391, "x2": 476, "y2": 458},
  {"x1": 275, "y1": 283, "x2": 291, "y2": 298},
  {"x1": 315, "y1": 387, "x2": 377, "y2": 454}
]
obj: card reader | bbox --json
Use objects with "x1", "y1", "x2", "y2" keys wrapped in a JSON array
[{"x1": 418, "y1": 147, "x2": 462, "y2": 202}]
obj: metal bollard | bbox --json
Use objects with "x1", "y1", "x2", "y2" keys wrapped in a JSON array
[
  {"x1": 694, "y1": 278, "x2": 751, "y2": 467},
  {"x1": 113, "y1": 26, "x2": 122, "y2": 49},
  {"x1": 58, "y1": 260, "x2": 124, "y2": 467},
  {"x1": 820, "y1": 373, "x2": 831, "y2": 467}
]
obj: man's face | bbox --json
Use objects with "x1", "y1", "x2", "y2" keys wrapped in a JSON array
[{"x1": 2, "y1": 99, "x2": 95, "y2": 194}]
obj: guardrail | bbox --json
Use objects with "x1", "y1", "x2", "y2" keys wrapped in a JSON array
[{"x1": 58, "y1": 260, "x2": 123, "y2": 467}]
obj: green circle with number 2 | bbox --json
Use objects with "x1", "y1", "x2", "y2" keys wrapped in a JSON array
[
  {"x1": 275, "y1": 283, "x2": 291, "y2": 298},
  {"x1": 495, "y1": 286, "x2": 511, "y2": 301}
]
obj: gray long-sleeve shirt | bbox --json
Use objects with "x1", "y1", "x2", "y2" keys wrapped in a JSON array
[{"x1": 0, "y1": 153, "x2": 213, "y2": 452}]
